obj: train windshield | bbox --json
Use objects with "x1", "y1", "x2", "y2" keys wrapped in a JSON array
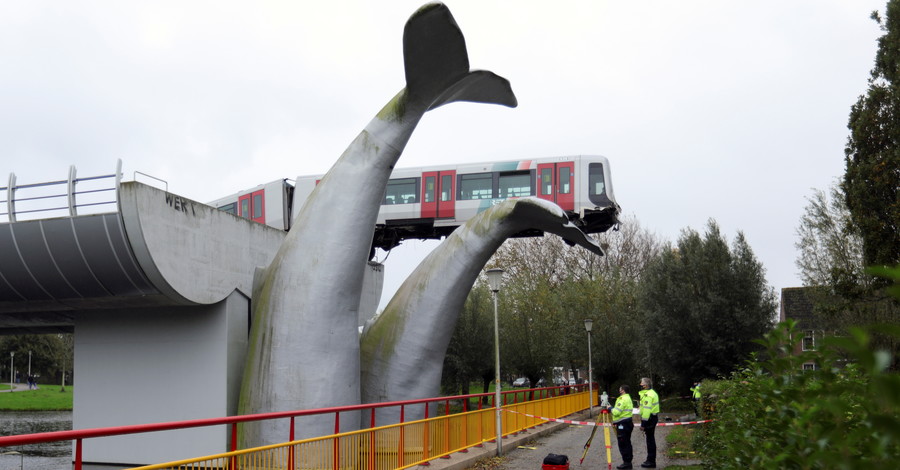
[{"x1": 588, "y1": 163, "x2": 610, "y2": 206}]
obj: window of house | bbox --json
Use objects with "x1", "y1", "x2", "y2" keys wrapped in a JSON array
[
  {"x1": 802, "y1": 363, "x2": 817, "y2": 371},
  {"x1": 802, "y1": 330, "x2": 815, "y2": 351},
  {"x1": 458, "y1": 173, "x2": 493, "y2": 200}
]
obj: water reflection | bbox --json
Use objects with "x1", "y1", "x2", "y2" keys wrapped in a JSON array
[{"x1": 0, "y1": 411, "x2": 72, "y2": 470}]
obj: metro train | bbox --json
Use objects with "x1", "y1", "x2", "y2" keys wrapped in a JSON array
[{"x1": 207, "y1": 155, "x2": 620, "y2": 251}]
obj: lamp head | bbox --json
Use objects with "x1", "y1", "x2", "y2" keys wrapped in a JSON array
[
  {"x1": 584, "y1": 318, "x2": 593, "y2": 332},
  {"x1": 485, "y1": 268, "x2": 505, "y2": 292}
]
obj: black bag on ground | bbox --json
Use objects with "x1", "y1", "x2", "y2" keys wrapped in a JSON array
[{"x1": 543, "y1": 453, "x2": 569, "y2": 465}]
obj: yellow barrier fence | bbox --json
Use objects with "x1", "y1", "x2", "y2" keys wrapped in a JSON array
[{"x1": 128, "y1": 390, "x2": 590, "y2": 470}]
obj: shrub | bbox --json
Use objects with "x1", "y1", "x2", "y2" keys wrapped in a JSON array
[{"x1": 697, "y1": 318, "x2": 900, "y2": 468}]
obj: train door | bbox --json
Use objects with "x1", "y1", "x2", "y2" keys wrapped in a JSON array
[
  {"x1": 421, "y1": 170, "x2": 456, "y2": 219},
  {"x1": 537, "y1": 162, "x2": 575, "y2": 211},
  {"x1": 238, "y1": 189, "x2": 266, "y2": 224}
]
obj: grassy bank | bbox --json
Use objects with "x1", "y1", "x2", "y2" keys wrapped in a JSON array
[{"x1": 0, "y1": 385, "x2": 73, "y2": 411}]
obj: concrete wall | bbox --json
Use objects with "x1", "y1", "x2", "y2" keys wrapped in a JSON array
[
  {"x1": 118, "y1": 182, "x2": 287, "y2": 305},
  {"x1": 73, "y1": 291, "x2": 249, "y2": 467}
]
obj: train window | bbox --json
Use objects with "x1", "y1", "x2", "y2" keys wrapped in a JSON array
[
  {"x1": 424, "y1": 176, "x2": 435, "y2": 203},
  {"x1": 559, "y1": 167, "x2": 571, "y2": 194},
  {"x1": 240, "y1": 198, "x2": 250, "y2": 219},
  {"x1": 253, "y1": 193, "x2": 263, "y2": 218},
  {"x1": 218, "y1": 203, "x2": 237, "y2": 215},
  {"x1": 441, "y1": 174, "x2": 452, "y2": 202},
  {"x1": 498, "y1": 171, "x2": 532, "y2": 198},
  {"x1": 384, "y1": 178, "x2": 418, "y2": 205},
  {"x1": 459, "y1": 173, "x2": 493, "y2": 200},
  {"x1": 588, "y1": 163, "x2": 605, "y2": 196},
  {"x1": 540, "y1": 168, "x2": 553, "y2": 195}
]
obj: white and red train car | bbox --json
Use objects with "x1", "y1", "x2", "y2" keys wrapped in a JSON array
[{"x1": 207, "y1": 155, "x2": 619, "y2": 251}]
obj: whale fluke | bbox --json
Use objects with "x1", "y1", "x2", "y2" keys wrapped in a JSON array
[
  {"x1": 360, "y1": 198, "x2": 603, "y2": 424},
  {"x1": 404, "y1": 3, "x2": 517, "y2": 110}
]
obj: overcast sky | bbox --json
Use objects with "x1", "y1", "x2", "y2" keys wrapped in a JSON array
[{"x1": 0, "y1": 1, "x2": 887, "y2": 309}]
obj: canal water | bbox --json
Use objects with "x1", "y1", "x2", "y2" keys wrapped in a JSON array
[{"x1": 0, "y1": 411, "x2": 72, "y2": 470}]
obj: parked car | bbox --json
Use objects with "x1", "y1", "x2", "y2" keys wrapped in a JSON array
[{"x1": 513, "y1": 377, "x2": 527, "y2": 387}]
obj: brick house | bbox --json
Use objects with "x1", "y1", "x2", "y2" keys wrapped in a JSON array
[{"x1": 779, "y1": 287, "x2": 830, "y2": 370}]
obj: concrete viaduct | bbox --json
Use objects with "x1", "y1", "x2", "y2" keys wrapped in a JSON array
[{"x1": 0, "y1": 165, "x2": 383, "y2": 466}]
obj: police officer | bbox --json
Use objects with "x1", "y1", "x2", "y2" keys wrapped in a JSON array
[
  {"x1": 690, "y1": 381, "x2": 702, "y2": 416},
  {"x1": 638, "y1": 378, "x2": 660, "y2": 468},
  {"x1": 610, "y1": 384, "x2": 634, "y2": 469}
]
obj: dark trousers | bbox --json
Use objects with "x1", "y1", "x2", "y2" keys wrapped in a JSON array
[
  {"x1": 641, "y1": 414, "x2": 658, "y2": 464},
  {"x1": 615, "y1": 419, "x2": 634, "y2": 464}
]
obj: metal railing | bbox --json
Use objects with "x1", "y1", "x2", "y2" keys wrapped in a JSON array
[
  {"x1": 0, "y1": 160, "x2": 123, "y2": 223},
  {"x1": 128, "y1": 387, "x2": 591, "y2": 470},
  {"x1": 0, "y1": 384, "x2": 591, "y2": 470}
]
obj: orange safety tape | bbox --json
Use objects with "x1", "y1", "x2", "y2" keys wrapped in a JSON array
[{"x1": 502, "y1": 408, "x2": 713, "y2": 427}]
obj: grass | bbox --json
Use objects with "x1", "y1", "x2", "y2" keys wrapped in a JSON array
[
  {"x1": 665, "y1": 425, "x2": 702, "y2": 468},
  {"x1": 0, "y1": 384, "x2": 73, "y2": 411}
]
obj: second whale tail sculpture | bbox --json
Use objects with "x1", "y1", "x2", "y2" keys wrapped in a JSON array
[
  {"x1": 238, "y1": 2, "x2": 517, "y2": 447},
  {"x1": 359, "y1": 197, "x2": 604, "y2": 425}
]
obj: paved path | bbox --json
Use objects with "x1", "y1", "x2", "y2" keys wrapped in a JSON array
[
  {"x1": 0, "y1": 383, "x2": 29, "y2": 392},
  {"x1": 428, "y1": 412, "x2": 702, "y2": 470},
  {"x1": 495, "y1": 414, "x2": 702, "y2": 469}
]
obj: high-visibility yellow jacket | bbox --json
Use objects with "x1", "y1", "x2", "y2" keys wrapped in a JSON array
[
  {"x1": 611, "y1": 392, "x2": 633, "y2": 423},
  {"x1": 690, "y1": 384, "x2": 701, "y2": 400},
  {"x1": 639, "y1": 388, "x2": 660, "y2": 419}
]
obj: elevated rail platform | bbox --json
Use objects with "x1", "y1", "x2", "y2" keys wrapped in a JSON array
[{"x1": 0, "y1": 162, "x2": 382, "y2": 466}]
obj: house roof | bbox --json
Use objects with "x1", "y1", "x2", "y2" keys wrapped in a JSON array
[{"x1": 780, "y1": 286, "x2": 829, "y2": 330}]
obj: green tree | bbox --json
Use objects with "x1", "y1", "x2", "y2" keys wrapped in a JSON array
[
  {"x1": 0, "y1": 334, "x2": 71, "y2": 384},
  {"x1": 565, "y1": 273, "x2": 642, "y2": 393},
  {"x1": 487, "y1": 215, "x2": 661, "y2": 392},
  {"x1": 638, "y1": 220, "x2": 776, "y2": 391},
  {"x1": 844, "y1": 2, "x2": 900, "y2": 271},
  {"x1": 490, "y1": 236, "x2": 572, "y2": 388},
  {"x1": 796, "y1": 183, "x2": 900, "y2": 367}
]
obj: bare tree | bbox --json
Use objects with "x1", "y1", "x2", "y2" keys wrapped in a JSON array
[
  {"x1": 482, "y1": 214, "x2": 664, "y2": 390},
  {"x1": 795, "y1": 183, "x2": 868, "y2": 290}
]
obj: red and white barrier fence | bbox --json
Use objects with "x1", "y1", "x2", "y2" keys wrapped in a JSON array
[{"x1": 503, "y1": 409, "x2": 713, "y2": 427}]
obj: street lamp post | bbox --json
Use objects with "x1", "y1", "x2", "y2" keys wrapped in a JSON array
[
  {"x1": 9, "y1": 352, "x2": 14, "y2": 393},
  {"x1": 486, "y1": 268, "x2": 505, "y2": 457},
  {"x1": 28, "y1": 350, "x2": 31, "y2": 377},
  {"x1": 584, "y1": 318, "x2": 594, "y2": 416}
]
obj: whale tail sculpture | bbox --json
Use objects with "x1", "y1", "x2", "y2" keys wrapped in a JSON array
[
  {"x1": 238, "y1": 2, "x2": 518, "y2": 449},
  {"x1": 403, "y1": 3, "x2": 517, "y2": 111},
  {"x1": 360, "y1": 197, "x2": 605, "y2": 425}
]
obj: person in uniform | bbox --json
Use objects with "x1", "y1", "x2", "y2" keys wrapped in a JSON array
[
  {"x1": 638, "y1": 377, "x2": 660, "y2": 468},
  {"x1": 611, "y1": 384, "x2": 634, "y2": 469}
]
